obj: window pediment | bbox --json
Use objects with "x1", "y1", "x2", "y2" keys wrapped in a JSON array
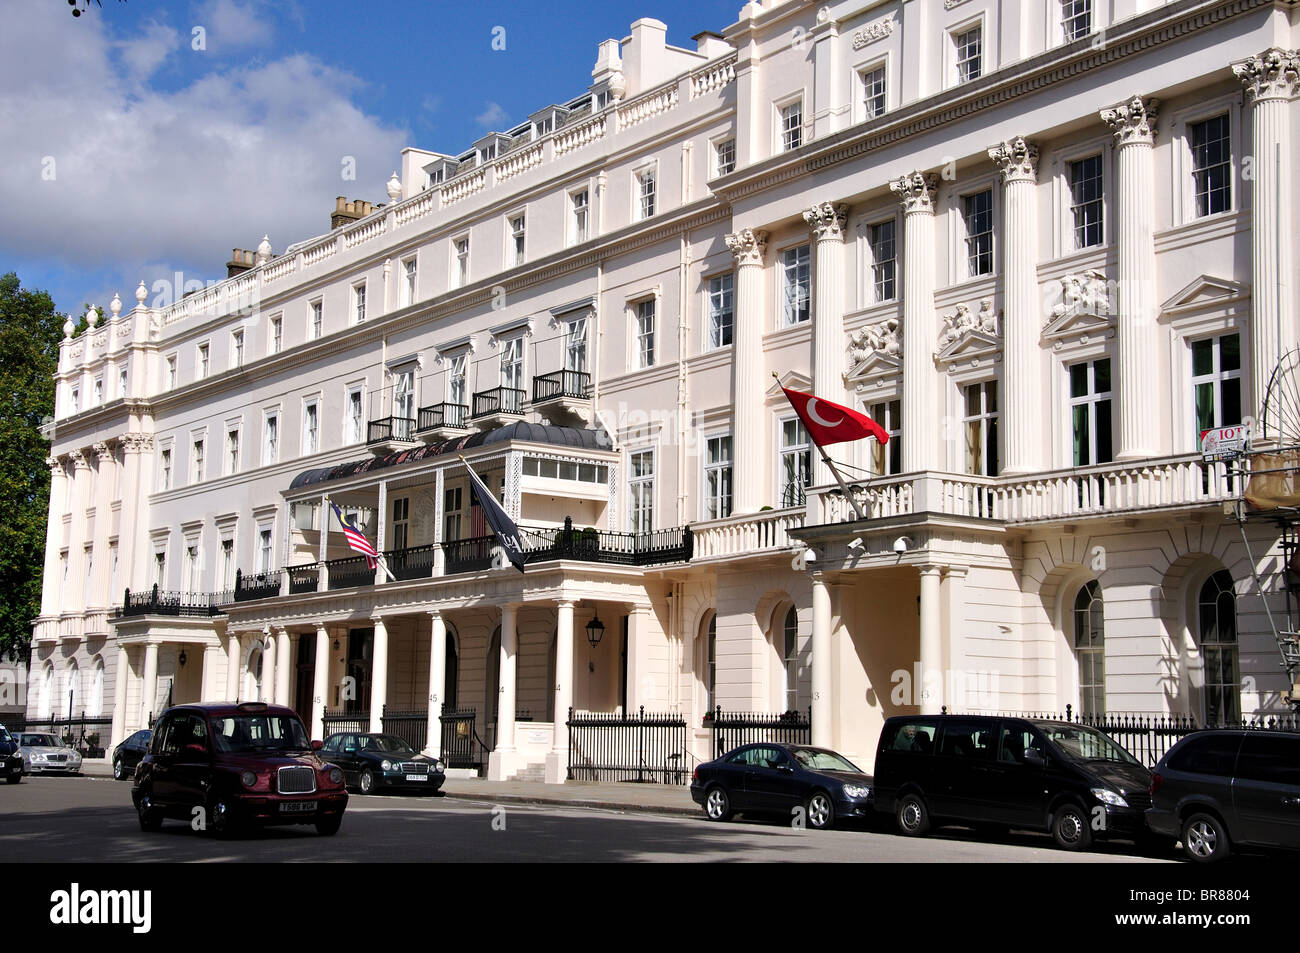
[
  {"x1": 1160, "y1": 275, "x2": 1250, "y2": 319},
  {"x1": 1042, "y1": 270, "x2": 1116, "y2": 350}
]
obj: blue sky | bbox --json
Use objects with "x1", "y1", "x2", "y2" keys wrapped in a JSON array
[{"x1": 0, "y1": 0, "x2": 742, "y2": 317}]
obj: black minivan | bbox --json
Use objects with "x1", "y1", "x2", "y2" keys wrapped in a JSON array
[
  {"x1": 1148, "y1": 729, "x2": 1300, "y2": 862},
  {"x1": 873, "y1": 714, "x2": 1151, "y2": 850}
]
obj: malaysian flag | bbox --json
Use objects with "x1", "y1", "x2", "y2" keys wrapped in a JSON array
[{"x1": 330, "y1": 501, "x2": 378, "y2": 569}]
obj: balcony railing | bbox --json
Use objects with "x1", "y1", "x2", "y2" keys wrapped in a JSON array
[
  {"x1": 471, "y1": 386, "x2": 525, "y2": 420},
  {"x1": 367, "y1": 416, "x2": 416, "y2": 444},
  {"x1": 693, "y1": 507, "x2": 804, "y2": 561},
  {"x1": 384, "y1": 543, "x2": 437, "y2": 580},
  {"x1": 532, "y1": 370, "x2": 591, "y2": 404},
  {"x1": 120, "y1": 586, "x2": 222, "y2": 618},
  {"x1": 234, "y1": 568, "x2": 282, "y2": 602},
  {"x1": 325, "y1": 554, "x2": 376, "y2": 590},
  {"x1": 518, "y1": 518, "x2": 693, "y2": 566},
  {"x1": 416, "y1": 402, "x2": 468, "y2": 432},
  {"x1": 287, "y1": 564, "x2": 319, "y2": 594},
  {"x1": 442, "y1": 535, "x2": 496, "y2": 574}
]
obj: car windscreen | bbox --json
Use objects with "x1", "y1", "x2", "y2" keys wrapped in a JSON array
[
  {"x1": 364, "y1": 735, "x2": 416, "y2": 754},
  {"x1": 22, "y1": 734, "x2": 57, "y2": 747},
  {"x1": 210, "y1": 715, "x2": 311, "y2": 753},
  {"x1": 1037, "y1": 723, "x2": 1140, "y2": 765},
  {"x1": 790, "y1": 748, "x2": 862, "y2": 773}
]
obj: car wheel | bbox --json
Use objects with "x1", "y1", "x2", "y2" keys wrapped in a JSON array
[
  {"x1": 1182, "y1": 812, "x2": 1229, "y2": 863},
  {"x1": 315, "y1": 814, "x2": 343, "y2": 836},
  {"x1": 359, "y1": 768, "x2": 375, "y2": 795},
  {"x1": 113, "y1": 758, "x2": 126, "y2": 781},
  {"x1": 5, "y1": 774, "x2": 20, "y2": 785},
  {"x1": 805, "y1": 791, "x2": 835, "y2": 830},
  {"x1": 1051, "y1": 802, "x2": 1093, "y2": 851},
  {"x1": 206, "y1": 797, "x2": 239, "y2": 838},
  {"x1": 136, "y1": 796, "x2": 163, "y2": 833},
  {"x1": 703, "y1": 785, "x2": 733, "y2": 822},
  {"x1": 896, "y1": 793, "x2": 930, "y2": 836}
]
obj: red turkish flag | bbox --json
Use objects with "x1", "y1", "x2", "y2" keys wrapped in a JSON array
[{"x1": 780, "y1": 387, "x2": 889, "y2": 448}]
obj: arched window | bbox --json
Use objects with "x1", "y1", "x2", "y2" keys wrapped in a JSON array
[
  {"x1": 65, "y1": 660, "x2": 80, "y2": 717},
  {"x1": 706, "y1": 615, "x2": 717, "y2": 713},
  {"x1": 485, "y1": 626, "x2": 501, "y2": 725},
  {"x1": 245, "y1": 647, "x2": 263, "y2": 703},
  {"x1": 38, "y1": 663, "x2": 54, "y2": 719},
  {"x1": 1198, "y1": 569, "x2": 1240, "y2": 723},
  {"x1": 782, "y1": 606, "x2": 799, "y2": 713},
  {"x1": 88, "y1": 658, "x2": 105, "y2": 717},
  {"x1": 1073, "y1": 580, "x2": 1105, "y2": 716}
]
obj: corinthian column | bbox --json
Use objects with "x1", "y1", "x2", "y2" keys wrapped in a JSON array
[
  {"x1": 890, "y1": 172, "x2": 939, "y2": 472},
  {"x1": 88, "y1": 442, "x2": 115, "y2": 615},
  {"x1": 988, "y1": 138, "x2": 1041, "y2": 474},
  {"x1": 1233, "y1": 49, "x2": 1299, "y2": 420},
  {"x1": 803, "y1": 202, "x2": 850, "y2": 486},
  {"x1": 1101, "y1": 96, "x2": 1160, "y2": 460},
  {"x1": 724, "y1": 228, "x2": 768, "y2": 512},
  {"x1": 64, "y1": 450, "x2": 91, "y2": 614},
  {"x1": 39, "y1": 457, "x2": 67, "y2": 617}
]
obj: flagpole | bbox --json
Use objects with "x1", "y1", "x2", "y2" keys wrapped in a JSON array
[{"x1": 773, "y1": 373, "x2": 867, "y2": 522}]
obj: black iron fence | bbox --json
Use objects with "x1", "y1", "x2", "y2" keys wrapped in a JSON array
[
  {"x1": 385, "y1": 543, "x2": 436, "y2": 581},
  {"x1": 471, "y1": 386, "x2": 525, "y2": 419},
  {"x1": 440, "y1": 708, "x2": 490, "y2": 773},
  {"x1": 322, "y1": 708, "x2": 369, "y2": 736},
  {"x1": 13, "y1": 715, "x2": 114, "y2": 758},
  {"x1": 417, "y1": 402, "x2": 468, "y2": 432},
  {"x1": 707, "y1": 707, "x2": 812, "y2": 760},
  {"x1": 532, "y1": 370, "x2": 591, "y2": 403},
  {"x1": 367, "y1": 416, "x2": 416, "y2": 444},
  {"x1": 325, "y1": 555, "x2": 375, "y2": 590},
  {"x1": 234, "y1": 568, "x2": 281, "y2": 602},
  {"x1": 287, "y1": 564, "x2": 319, "y2": 594},
  {"x1": 380, "y1": 707, "x2": 428, "y2": 751},
  {"x1": 941, "y1": 704, "x2": 1300, "y2": 768},
  {"x1": 567, "y1": 707, "x2": 691, "y2": 784},
  {"x1": 120, "y1": 586, "x2": 222, "y2": 618}
]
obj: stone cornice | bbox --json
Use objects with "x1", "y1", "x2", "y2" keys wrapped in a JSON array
[{"x1": 711, "y1": 0, "x2": 1268, "y2": 201}]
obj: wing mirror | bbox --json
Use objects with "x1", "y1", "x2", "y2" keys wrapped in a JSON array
[
  {"x1": 1024, "y1": 748, "x2": 1046, "y2": 767},
  {"x1": 311, "y1": 740, "x2": 324, "y2": 751}
]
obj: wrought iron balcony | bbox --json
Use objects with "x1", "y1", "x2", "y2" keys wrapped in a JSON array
[
  {"x1": 120, "y1": 586, "x2": 223, "y2": 618},
  {"x1": 384, "y1": 543, "x2": 437, "y2": 580},
  {"x1": 470, "y1": 386, "x2": 525, "y2": 422},
  {"x1": 234, "y1": 568, "x2": 282, "y2": 602},
  {"x1": 416, "y1": 402, "x2": 469, "y2": 434},
  {"x1": 367, "y1": 416, "x2": 417, "y2": 445},
  {"x1": 325, "y1": 554, "x2": 376, "y2": 590},
  {"x1": 518, "y1": 517, "x2": 693, "y2": 566},
  {"x1": 287, "y1": 564, "x2": 320, "y2": 594},
  {"x1": 532, "y1": 370, "x2": 591, "y2": 404}
]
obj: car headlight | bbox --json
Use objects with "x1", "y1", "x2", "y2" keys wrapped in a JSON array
[
  {"x1": 434, "y1": 761, "x2": 445, "y2": 773},
  {"x1": 1091, "y1": 787, "x2": 1129, "y2": 808},
  {"x1": 842, "y1": 784, "x2": 871, "y2": 799},
  {"x1": 328, "y1": 767, "x2": 343, "y2": 785},
  {"x1": 381, "y1": 759, "x2": 394, "y2": 772},
  {"x1": 240, "y1": 770, "x2": 257, "y2": 788}
]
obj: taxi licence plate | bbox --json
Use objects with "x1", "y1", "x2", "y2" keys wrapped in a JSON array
[{"x1": 281, "y1": 801, "x2": 316, "y2": 813}]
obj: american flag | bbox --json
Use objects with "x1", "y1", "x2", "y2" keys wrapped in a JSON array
[{"x1": 330, "y1": 501, "x2": 378, "y2": 569}]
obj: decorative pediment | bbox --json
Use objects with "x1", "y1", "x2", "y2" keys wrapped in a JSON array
[
  {"x1": 844, "y1": 318, "x2": 902, "y2": 387},
  {"x1": 1160, "y1": 275, "x2": 1250, "y2": 318},
  {"x1": 936, "y1": 299, "x2": 1001, "y2": 369},
  {"x1": 1042, "y1": 270, "x2": 1115, "y2": 348},
  {"x1": 766, "y1": 369, "x2": 812, "y2": 399}
]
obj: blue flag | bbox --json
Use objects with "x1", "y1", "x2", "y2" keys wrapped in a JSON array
[{"x1": 462, "y1": 458, "x2": 525, "y2": 573}]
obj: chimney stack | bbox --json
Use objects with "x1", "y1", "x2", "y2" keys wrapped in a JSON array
[
  {"x1": 331, "y1": 196, "x2": 377, "y2": 229},
  {"x1": 226, "y1": 248, "x2": 256, "y2": 278}
]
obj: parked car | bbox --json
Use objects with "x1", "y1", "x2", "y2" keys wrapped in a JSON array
[
  {"x1": 1148, "y1": 729, "x2": 1300, "y2": 862},
  {"x1": 690, "y1": 743, "x2": 873, "y2": 829},
  {"x1": 0, "y1": 724, "x2": 22, "y2": 784},
  {"x1": 873, "y1": 714, "x2": 1151, "y2": 851},
  {"x1": 112, "y1": 729, "x2": 152, "y2": 781},
  {"x1": 131, "y1": 701, "x2": 348, "y2": 836},
  {"x1": 319, "y1": 732, "x2": 446, "y2": 794},
  {"x1": 16, "y1": 732, "x2": 83, "y2": 775}
]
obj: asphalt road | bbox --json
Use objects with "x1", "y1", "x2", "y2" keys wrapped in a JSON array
[{"x1": 1, "y1": 775, "x2": 1177, "y2": 863}]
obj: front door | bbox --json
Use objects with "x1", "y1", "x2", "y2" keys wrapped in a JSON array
[{"x1": 294, "y1": 636, "x2": 316, "y2": 720}]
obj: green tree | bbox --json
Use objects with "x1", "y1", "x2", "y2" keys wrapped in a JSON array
[{"x1": 0, "y1": 274, "x2": 64, "y2": 662}]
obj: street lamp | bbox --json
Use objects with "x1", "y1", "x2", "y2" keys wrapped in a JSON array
[{"x1": 585, "y1": 615, "x2": 605, "y2": 648}]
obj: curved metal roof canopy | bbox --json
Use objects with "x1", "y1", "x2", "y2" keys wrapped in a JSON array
[{"x1": 288, "y1": 422, "x2": 613, "y2": 490}]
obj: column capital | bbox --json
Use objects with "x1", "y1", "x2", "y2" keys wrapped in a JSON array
[
  {"x1": 554, "y1": 598, "x2": 576, "y2": 610},
  {"x1": 918, "y1": 563, "x2": 944, "y2": 578},
  {"x1": 802, "y1": 202, "x2": 849, "y2": 241},
  {"x1": 120, "y1": 432, "x2": 153, "y2": 454},
  {"x1": 69, "y1": 449, "x2": 90, "y2": 471},
  {"x1": 92, "y1": 441, "x2": 114, "y2": 462},
  {"x1": 988, "y1": 137, "x2": 1039, "y2": 183},
  {"x1": 369, "y1": 611, "x2": 387, "y2": 626},
  {"x1": 890, "y1": 171, "x2": 938, "y2": 214},
  {"x1": 426, "y1": 608, "x2": 443, "y2": 621},
  {"x1": 1100, "y1": 96, "x2": 1159, "y2": 145},
  {"x1": 1233, "y1": 48, "x2": 1300, "y2": 102},
  {"x1": 724, "y1": 228, "x2": 768, "y2": 266},
  {"x1": 46, "y1": 456, "x2": 65, "y2": 475}
]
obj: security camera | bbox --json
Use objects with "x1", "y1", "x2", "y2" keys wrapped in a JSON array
[
  {"x1": 892, "y1": 536, "x2": 910, "y2": 555},
  {"x1": 803, "y1": 549, "x2": 817, "y2": 563},
  {"x1": 847, "y1": 537, "x2": 864, "y2": 551}
]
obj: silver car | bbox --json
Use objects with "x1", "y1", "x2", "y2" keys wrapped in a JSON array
[{"x1": 17, "y1": 733, "x2": 83, "y2": 775}]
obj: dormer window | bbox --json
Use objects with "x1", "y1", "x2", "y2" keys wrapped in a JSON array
[{"x1": 479, "y1": 144, "x2": 497, "y2": 163}]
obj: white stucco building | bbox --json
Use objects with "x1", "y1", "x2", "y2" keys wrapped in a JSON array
[{"x1": 29, "y1": 0, "x2": 1300, "y2": 779}]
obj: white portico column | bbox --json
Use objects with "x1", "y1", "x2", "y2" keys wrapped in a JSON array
[
  {"x1": 1234, "y1": 49, "x2": 1300, "y2": 413},
  {"x1": 1101, "y1": 96, "x2": 1160, "y2": 460},
  {"x1": 724, "y1": 228, "x2": 768, "y2": 513},
  {"x1": 487, "y1": 603, "x2": 519, "y2": 781},
  {"x1": 140, "y1": 640, "x2": 159, "y2": 726},
  {"x1": 890, "y1": 172, "x2": 940, "y2": 472},
  {"x1": 88, "y1": 442, "x2": 115, "y2": 613},
  {"x1": 202, "y1": 643, "x2": 222, "y2": 702},
  {"x1": 369, "y1": 613, "x2": 389, "y2": 733},
  {"x1": 225, "y1": 632, "x2": 241, "y2": 701},
  {"x1": 810, "y1": 573, "x2": 832, "y2": 747},
  {"x1": 988, "y1": 138, "x2": 1042, "y2": 474},
  {"x1": 919, "y1": 565, "x2": 943, "y2": 711},
  {"x1": 544, "y1": 599, "x2": 575, "y2": 784},
  {"x1": 117, "y1": 433, "x2": 148, "y2": 593},
  {"x1": 260, "y1": 628, "x2": 276, "y2": 704},
  {"x1": 803, "y1": 202, "x2": 850, "y2": 487},
  {"x1": 109, "y1": 642, "x2": 130, "y2": 746},
  {"x1": 312, "y1": 624, "x2": 330, "y2": 741},
  {"x1": 65, "y1": 450, "x2": 91, "y2": 614},
  {"x1": 275, "y1": 626, "x2": 292, "y2": 705},
  {"x1": 39, "y1": 457, "x2": 67, "y2": 617},
  {"x1": 425, "y1": 611, "x2": 447, "y2": 755}
]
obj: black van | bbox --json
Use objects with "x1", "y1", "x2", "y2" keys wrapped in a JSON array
[{"x1": 873, "y1": 714, "x2": 1151, "y2": 850}]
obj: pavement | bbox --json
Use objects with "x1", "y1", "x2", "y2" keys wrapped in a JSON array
[{"x1": 78, "y1": 757, "x2": 701, "y2": 817}]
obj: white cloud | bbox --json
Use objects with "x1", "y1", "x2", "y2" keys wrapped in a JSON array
[
  {"x1": 0, "y1": 2, "x2": 408, "y2": 291},
  {"x1": 474, "y1": 101, "x2": 508, "y2": 128},
  {"x1": 194, "y1": 0, "x2": 275, "y2": 51}
]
